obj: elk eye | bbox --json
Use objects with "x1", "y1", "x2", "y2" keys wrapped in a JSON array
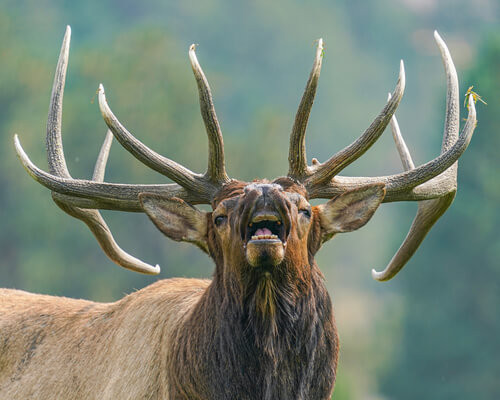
[
  {"x1": 299, "y1": 208, "x2": 311, "y2": 218},
  {"x1": 214, "y1": 215, "x2": 227, "y2": 227}
]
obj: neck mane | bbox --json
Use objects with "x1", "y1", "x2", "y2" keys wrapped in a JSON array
[{"x1": 168, "y1": 259, "x2": 338, "y2": 399}]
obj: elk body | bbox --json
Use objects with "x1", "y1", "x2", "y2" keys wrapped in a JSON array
[{"x1": 1, "y1": 27, "x2": 476, "y2": 399}]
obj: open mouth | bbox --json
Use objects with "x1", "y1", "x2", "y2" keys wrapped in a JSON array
[
  {"x1": 243, "y1": 209, "x2": 289, "y2": 268},
  {"x1": 244, "y1": 212, "x2": 287, "y2": 244}
]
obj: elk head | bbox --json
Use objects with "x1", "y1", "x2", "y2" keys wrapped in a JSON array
[
  {"x1": 15, "y1": 27, "x2": 476, "y2": 286},
  {"x1": 139, "y1": 179, "x2": 384, "y2": 298}
]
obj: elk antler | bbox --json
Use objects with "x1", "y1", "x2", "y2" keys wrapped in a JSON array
[
  {"x1": 288, "y1": 32, "x2": 477, "y2": 280},
  {"x1": 288, "y1": 38, "x2": 324, "y2": 179},
  {"x1": 289, "y1": 39, "x2": 406, "y2": 183},
  {"x1": 14, "y1": 26, "x2": 230, "y2": 273},
  {"x1": 97, "y1": 44, "x2": 230, "y2": 196},
  {"x1": 15, "y1": 28, "x2": 476, "y2": 280},
  {"x1": 370, "y1": 32, "x2": 464, "y2": 281}
]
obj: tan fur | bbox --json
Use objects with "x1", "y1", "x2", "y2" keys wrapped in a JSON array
[{"x1": 0, "y1": 279, "x2": 209, "y2": 399}]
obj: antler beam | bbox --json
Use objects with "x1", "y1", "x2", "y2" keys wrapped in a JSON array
[
  {"x1": 287, "y1": 32, "x2": 476, "y2": 280},
  {"x1": 14, "y1": 26, "x2": 232, "y2": 273},
  {"x1": 371, "y1": 31, "x2": 467, "y2": 281},
  {"x1": 23, "y1": 26, "x2": 159, "y2": 274}
]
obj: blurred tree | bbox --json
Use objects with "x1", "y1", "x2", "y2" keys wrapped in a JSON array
[{"x1": 1, "y1": 1, "x2": 498, "y2": 399}]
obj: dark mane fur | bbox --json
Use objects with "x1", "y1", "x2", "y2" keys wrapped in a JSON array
[{"x1": 167, "y1": 237, "x2": 338, "y2": 399}]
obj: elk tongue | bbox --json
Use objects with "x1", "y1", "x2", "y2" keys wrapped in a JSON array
[{"x1": 255, "y1": 228, "x2": 272, "y2": 236}]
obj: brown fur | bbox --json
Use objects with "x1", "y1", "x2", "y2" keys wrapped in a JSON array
[{"x1": 0, "y1": 179, "x2": 387, "y2": 399}]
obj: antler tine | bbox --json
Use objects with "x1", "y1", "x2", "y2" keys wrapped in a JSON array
[
  {"x1": 288, "y1": 38, "x2": 324, "y2": 180},
  {"x1": 46, "y1": 25, "x2": 71, "y2": 178},
  {"x1": 98, "y1": 85, "x2": 217, "y2": 197},
  {"x1": 371, "y1": 121, "x2": 455, "y2": 281},
  {"x1": 370, "y1": 97, "x2": 438, "y2": 281},
  {"x1": 305, "y1": 60, "x2": 406, "y2": 189},
  {"x1": 54, "y1": 200, "x2": 161, "y2": 274},
  {"x1": 53, "y1": 131, "x2": 160, "y2": 274},
  {"x1": 39, "y1": 27, "x2": 160, "y2": 274},
  {"x1": 372, "y1": 31, "x2": 467, "y2": 281},
  {"x1": 97, "y1": 44, "x2": 231, "y2": 195},
  {"x1": 189, "y1": 44, "x2": 230, "y2": 185},
  {"x1": 92, "y1": 129, "x2": 113, "y2": 181},
  {"x1": 387, "y1": 92, "x2": 415, "y2": 170},
  {"x1": 435, "y1": 30, "x2": 460, "y2": 152},
  {"x1": 371, "y1": 195, "x2": 455, "y2": 281}
]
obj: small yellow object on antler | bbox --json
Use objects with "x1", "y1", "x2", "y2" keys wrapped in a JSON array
[{"x1": 464, "y1": 85, "x2": 487, "y2": 109}]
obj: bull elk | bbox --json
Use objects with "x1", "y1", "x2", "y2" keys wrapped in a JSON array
[{"x1": 1, "y1": 26, "x2": 476, "y2": 399}]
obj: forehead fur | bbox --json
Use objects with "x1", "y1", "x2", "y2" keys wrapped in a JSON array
[
  {"x1": 272, "y1": 177, "x2": 308, "y2": 198},
  {"x1": 211, "y1": 177, "x2": 308, "y2": 209},
  {"x1": 211, "y1": 180, "x2": 248, "y2": 208}
]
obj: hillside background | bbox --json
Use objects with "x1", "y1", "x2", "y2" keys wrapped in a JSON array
[{"x1": 0, "y1": 1, "x2": 498, "y2": 399}]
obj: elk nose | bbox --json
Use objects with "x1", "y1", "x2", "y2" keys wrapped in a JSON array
[
  {"x1": 244, "y1": 183, "x2": 282, "y2": 208},
  {"x1": 255, "y1": 188, "x2": 280, "y2": 213}
]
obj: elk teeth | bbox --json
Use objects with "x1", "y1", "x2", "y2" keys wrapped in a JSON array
[{"x1": 250, "y1": 234, "x2": 279, "y2": 241}]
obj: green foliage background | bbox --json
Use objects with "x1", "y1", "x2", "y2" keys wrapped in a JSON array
[{"x1": 0, "y1": 1, "x2": 498, "y2": 398}]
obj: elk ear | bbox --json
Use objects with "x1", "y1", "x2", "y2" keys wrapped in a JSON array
[
  {"x1": 316, "y1": 184, "x2": 385, "y2": 242},
  {"x1": 139, "y1": 193, "x2": 209, "y2": 253}
]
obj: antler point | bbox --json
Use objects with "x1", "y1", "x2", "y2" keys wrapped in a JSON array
[{"x1": 371, "y1": 268, "x2": 385, "y2": 281}]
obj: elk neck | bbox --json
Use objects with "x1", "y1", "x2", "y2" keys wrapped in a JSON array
[{"x1": 167, "y1": 236, "x2": 338, "y2": 398}]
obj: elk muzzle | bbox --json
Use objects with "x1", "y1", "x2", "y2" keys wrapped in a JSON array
[{"x1": 242, "y1": 184, "x2": 290, "y2": 268}]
